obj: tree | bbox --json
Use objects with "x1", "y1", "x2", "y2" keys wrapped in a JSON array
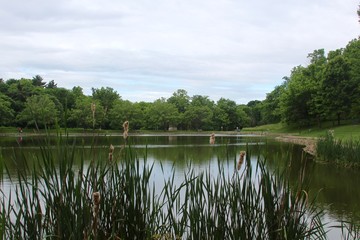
[
  {"x1": 167, "y1": 89, "x2": 190, "y2": 130},
  {"x1": 68, "y1": 96, "x2": 104, "y2": 129},
  {"x1": 278, "y1": 49, "x2": 328, "y2": 127},
  {"x1": 236, "y1": 105, "x2": 251, "y2": 128},
  {"x1": 261, "y1": 84, "x2": 285, "y2": 124},
  {"x1": 343, "y1": 39, "x2": 360, "y2": 118},
  {"x1": 307, "y1": 49, "x2": 326, "y2": 65},
  {"x1": 306, "y1": 49, "x2": 327, "y2": 127},
  {"x1": 145, "y1": 98, "x2": 179, "y2": 130},
  {"x1": 7, "y1": 78, "x2": 38, "y2": 113},
  {"x1": 17, "y1": 94, "x2": 59, "y2": 129},
  {"x1": 32, "y1": 75, "x2": 46, "y2": 87},
  {"x1": 0, "y1": 78, "x2": 8, "y2": 94},
  {"x1": 279, "y1": 66, "x2": 314, "y2": 126},
  {"x1": 168, "y1": 89, "x2": 190, "y2": 112},
  {"x1": 108, "y1": 100, "x2": 145, "y2": 130},
  {"x1": 72, "y1": 86, "x2": 84, "y2": 97},
  {"x1": 184, "y1": 95, "x2": 215, "y2": 130},
  {"x1": 245, "y1": 100, "x2": 263, "y2": 127},
  {"x1": 46, "y1": 80, "x2": 58, "y2": 89},
  {"x1": 191, "y1": 95, "x2": 214, "y2": 108},
  {"x1": 92, "y1": 87, "x2": 120, "y2": 128},
  {"x1": 185, "y1": 105, "x2": 213, "y2": 130},
  {"x1": 322, "y1": 55, "x2": 352, "y2": 125},
  {"x1": 45, "y1": 87, "x2": 76, "y2": 127},
  {"x1": 0, "y1": 93, "x2": 15, "y2": 126},
  {"x1": 213, "y1": 98, "x2": 242, "y2": 130}
]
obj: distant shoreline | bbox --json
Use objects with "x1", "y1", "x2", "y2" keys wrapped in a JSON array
[
  {"x1": 275, "y1": 135, "x2": 317, "y2": 156},
  {"x1": 0, "y1": 130, "x2": 316, "y2": 155}
]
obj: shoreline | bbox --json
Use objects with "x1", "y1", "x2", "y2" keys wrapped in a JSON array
[{"x1": 274, "y1": 135, "x2": 317, "y2": 156}]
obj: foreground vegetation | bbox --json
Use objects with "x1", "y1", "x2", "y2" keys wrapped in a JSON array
[
  {"x1": 1, "y1": 133, "x2": 350, "y2": 239},
  {"x1": 316, "y1": 131, "x2": 360, "y2": 168}
]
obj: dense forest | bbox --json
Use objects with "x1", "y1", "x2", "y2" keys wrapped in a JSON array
[{"x1": 1, "y1": 38, "x2": 360, "y2": 131}]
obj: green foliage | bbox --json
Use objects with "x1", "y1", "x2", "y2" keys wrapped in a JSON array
[
  {"x1": 167, "y1": 89, "x2": 190, "y2": 113},
  {"x1": 167, "y1": 89, "x2": 190, "y2": 130},
  {"x1": 0, "y1": 78, "x2": 257, "y2": 130},
  {"x1": 322, "y1": 55, "x2": 352, "y2": 125},
  {"x1": 145, "y1": 98, "x2": 180, "y2": 130},
  {"x1": 0, "y1": 93, "x2": 14, "y2": 126},
  {"x1": 32, "y1": 75, "x2": 46, "y2": 87},
  {"x1": 68, "y1": 96, "x2": 104, "y2": 129},
  {"x1": 245, "y1": 100, "x2": 263, "y2": 126},
  {"x1": 109, "y1": 100, "x2": 145, "y2": 129},
  {"x1": 184, "y1": 95, "x2": 215, "y2": 130},
  {"x1": 279, "y1": 66, "x2": 315, "y2": 126},
  {"x1": 16, "y1": 94, "x2": 59, "y2": 129},
  {"x1": 184, "y1": 104, "x2": 213, "y2": 130},
  {"x1": 261, "y1": 84, "x2": 284, "y2": 124},
  {"x1": 213, "y1": 98, "x2": 244, "y2": 130},
  {"x1": 276, "y1": 41, "x2": 360, "y2": 127},
  {"x1": 92, "y1": 87, "x2": 120, "y2": 128}
]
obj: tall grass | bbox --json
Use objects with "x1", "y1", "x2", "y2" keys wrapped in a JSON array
[
  {"x1": 316, "y1": 131, "x2": 360, "y2": 168},
  {"x1": 0, "y1": 149, "x2": 3, "y2": 182},
  {"x1": 0, "y1": 134, "x2": 329, "y2": 239}
]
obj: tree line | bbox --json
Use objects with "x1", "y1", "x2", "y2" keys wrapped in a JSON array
[
  {"x1": 262, "y1": 38, "x2": 360, "y2": 127},
  {"x1": 0, "y1": 77, "x2": 253, "y2": 131},
  {"x1": 1, "y1": 38, "x2": 360, "y2": 131}
]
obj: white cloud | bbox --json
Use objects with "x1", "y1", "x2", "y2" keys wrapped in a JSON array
[{"x1": 0, "y1": 0, "x2": 358, "y2": 103}]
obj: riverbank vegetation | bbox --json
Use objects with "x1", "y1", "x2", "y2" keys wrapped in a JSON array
[
  {"x1": 316, "y1": 131, "x2": 360, "y2": 168},
  {"x1": 243, "y1": 122, "x2": 360, "y2": 140}
]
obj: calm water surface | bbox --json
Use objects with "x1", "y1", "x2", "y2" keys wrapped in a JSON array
[{"x1": 0, "y1": 134, "x2": 359, "y2": 238}]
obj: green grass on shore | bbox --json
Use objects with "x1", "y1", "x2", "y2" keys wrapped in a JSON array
[{"x1": 243, "y1": 122, "x2": 360, "y2": 141}]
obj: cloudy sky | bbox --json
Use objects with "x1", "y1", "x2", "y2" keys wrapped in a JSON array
[{"x1": 0, "y1": 0, "x2": 358, "y2": 104}]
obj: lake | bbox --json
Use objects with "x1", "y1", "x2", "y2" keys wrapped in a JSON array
[{"x1": 1, "y1": 133, "x2": 359, "y2": 238}]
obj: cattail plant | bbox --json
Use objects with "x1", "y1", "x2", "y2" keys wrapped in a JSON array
[
  {"x1": 92, "y1": 192, "x2": 101, "y2": 237},
  {"x1": 237, "y1": 151, "x2": 246, "y2": 171},
  {"x1": 123, "y1": 121, "x2": 129, "y2": 143},
  {"x1": 316, "y1": 131, "x2": 360, "y2": 168},
  {"x1": 209, "y1": 133, "x2": 215, "y2": 144},
  {"x1": 109, "y1": 144, "x2": 114, "y2": 161},
  {"x1": 91, "y1": 102, "x2": 96, "y2": 129}
]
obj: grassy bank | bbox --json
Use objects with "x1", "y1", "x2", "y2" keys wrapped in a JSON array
[
  {"x1": 243, "y1": 123, "x2": 360, "y2": 168},
  {"x1": 243, "y1": 122, "x2": 360, "y2": 141}
]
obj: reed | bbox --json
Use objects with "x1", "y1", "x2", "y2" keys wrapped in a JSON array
[
  {"x1": 316, "y1": 131, "x2": 360, "y2": 167},
  {"x1": 0, "y1": 133, "x2": 344, "y2": 239},
  {"x1": 0, "y1": 150, "x2": 3, "y2": 182},
  {"x1": 91, "y1": 102, "x2": 96, "y2": 130},
  {"x1": 337, "y1": 220, "x2": 360, "y2": 240}
]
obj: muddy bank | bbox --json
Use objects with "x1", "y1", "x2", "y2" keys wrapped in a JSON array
[{"x1": 275, "y1": 135, "x2": 317, "y2": 156}]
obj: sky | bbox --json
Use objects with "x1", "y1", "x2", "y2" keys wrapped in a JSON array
[{"x1": 0, "y1": 0, "x2": 359, "y2": 104}]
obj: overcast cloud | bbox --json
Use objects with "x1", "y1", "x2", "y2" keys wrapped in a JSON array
[{"x1": 0, "y1": 0, "x2": 358, "y2": 103}]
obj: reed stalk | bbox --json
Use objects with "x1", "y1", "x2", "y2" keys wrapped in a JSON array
[
  {"x1": 91, "y1": 102, "x2": 96, "y2": 130},
  {"x1": 316, "y1": 131, "x2": 360, "y2": 168}
]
